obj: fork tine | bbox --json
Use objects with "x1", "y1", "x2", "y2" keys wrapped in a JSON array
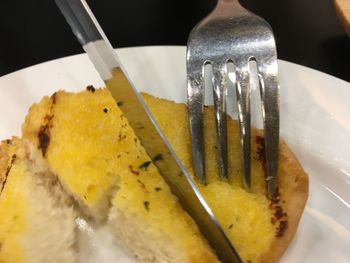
[
  {"x1": 187, "y1": 68, "x2": 206, "y2": 184},
  {"x1": 257, "y1": 60, "x2": 279, "y2": 198},
  {"x1": 235, "y1": 65, "x2": 251, "y2": 191},
  {"x1": 212, "y1": 63, "x2": 228, "y2": 180}
]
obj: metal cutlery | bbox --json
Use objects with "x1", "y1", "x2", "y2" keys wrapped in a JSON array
[{"x1": 187, "y1": 0, "x2": 279, "y2": 197}]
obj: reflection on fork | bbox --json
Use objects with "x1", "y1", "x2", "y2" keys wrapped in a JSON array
[{"x1": 187, "y1": 0, "x2": 279, "y2": 198}]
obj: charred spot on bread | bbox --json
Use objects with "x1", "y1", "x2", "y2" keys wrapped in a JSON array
[
  {"x1": 155, "y1": 187, "x2": 162, "y2": 192},
  {"x1": 276, "y1": 220, "x2": 288, "y2": 237},
  {"x1": 255, "y1": 135, "x2": 289, "y2": 237},
  {"x1": 268, "y1": 188, "x2": 288, "y2": 237},
  {"x1": 86, "y1": 85, "x2": 96, "y2": 92},
  {"x1": 143, "y1": 201, "x2": 150, "y2": 211},
  {"x1": 51, "y1": 92, "x2": 58, "y2": 104},
  {"x1": 129, "y1": 165, "x2": 140, "y2": 175},
  {"x1": 38, "y1": 124, "x2": 51, "y2": 156},
  {"x1": 37, "y1": 94, "x2": 58, "y2": 156},
  {"x1": 274, "y1": 206, "x2": 287, "y2": 221},
  {"x1": 137, "y1": 179, "x2": 148, "y2": 192},
  {"x1": 118, "y1": 132, "x2": 127, "y2": 142},
  {"x1": 0, "y1": 154, "x2": 16, "y2": 194}
]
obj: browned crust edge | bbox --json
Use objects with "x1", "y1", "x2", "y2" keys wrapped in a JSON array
[
  {"x1": 0, "y1": 140, "x2": 12, "y2": 195},
  {"x1": 261, "y1": 139, "x2": 309, "y2": 263},
  {"x1": 0, "y1": 139, "x2": 21, "y2": 197}
]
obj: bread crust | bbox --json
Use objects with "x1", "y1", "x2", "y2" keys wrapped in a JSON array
[
  {"x1": 0, "y1": 142, "x2": 9, "y2": 191},
  {"x1": 0, "y1": 139, "x2": 14, "y2": 196},
  {"x1": 261, "y1": 139, "x2": 309, "y2": 263}
]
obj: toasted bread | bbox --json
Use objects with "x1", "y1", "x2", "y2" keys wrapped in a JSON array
[
  {"x1": 0, "y1": 138, "x2": 77, "y2": 263},
  {"x1": 1, "y1": 86, "x2": 308, "y2": 263},
  {"x1": 143, "y1": 93, "x2": 308, "y2": 263},
  {"x1": 22, "y1": 88, "x2": 219, "y2": 263}
]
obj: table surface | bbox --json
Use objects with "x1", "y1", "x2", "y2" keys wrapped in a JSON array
[{"x1": 0, "y1": 0, "x2": 349, "y2": 82}]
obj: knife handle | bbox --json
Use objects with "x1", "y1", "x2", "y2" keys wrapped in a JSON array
[{"x1": 55, "y1": 0, "x2": 121, "y2": 80}]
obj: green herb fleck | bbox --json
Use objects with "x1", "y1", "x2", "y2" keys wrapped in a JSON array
[
  {"x1": 247, "y1": 260, "x2": 252, "y2": 263},
  {"x1": 117, "y1": 101, "x2": 123, "y2": 106},
  {"x1": 152, "y1": 153, "x2": 163, "y2": 162},
  {"x1": 139, "y1": 161, "x2": 151, "y2": 170},
  {"x1": 143, "y1": 201, "x2": 150, "y2": 211},
  {"x1": 155, "y1": 187, "x2": 162, "y2": 192},
  {"x1": 228, "y1": 224, "x2": 233, "y2": 229}
]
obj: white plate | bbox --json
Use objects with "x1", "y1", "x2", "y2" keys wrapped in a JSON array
[{"x1": 0, "y1": 46, "x2": 349, "y2": 262}]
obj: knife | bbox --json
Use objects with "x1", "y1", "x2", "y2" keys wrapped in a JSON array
[{"x1": 54, "y1": 1, "x2": 243, "y2": 262}]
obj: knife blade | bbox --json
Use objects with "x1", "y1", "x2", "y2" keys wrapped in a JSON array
[{"x1": 55, "y1": 0, "x2": 243, "y2": 262}]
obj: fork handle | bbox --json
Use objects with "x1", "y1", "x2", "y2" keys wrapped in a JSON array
[
  {"x1": 214, "y1": 0, "x2": 247, "y2": 16},
  {"x1": 217, "y1": 0, "x2": 242, "y2": 6}
]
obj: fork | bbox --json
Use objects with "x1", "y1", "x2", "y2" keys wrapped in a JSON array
[{"x1": 187, "y1": 0, "x2": 279, "y2": 197}]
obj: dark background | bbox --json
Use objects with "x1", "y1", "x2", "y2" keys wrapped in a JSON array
[{"x1": 0, "y1": 0, "x2": 349, "y2": 81}]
